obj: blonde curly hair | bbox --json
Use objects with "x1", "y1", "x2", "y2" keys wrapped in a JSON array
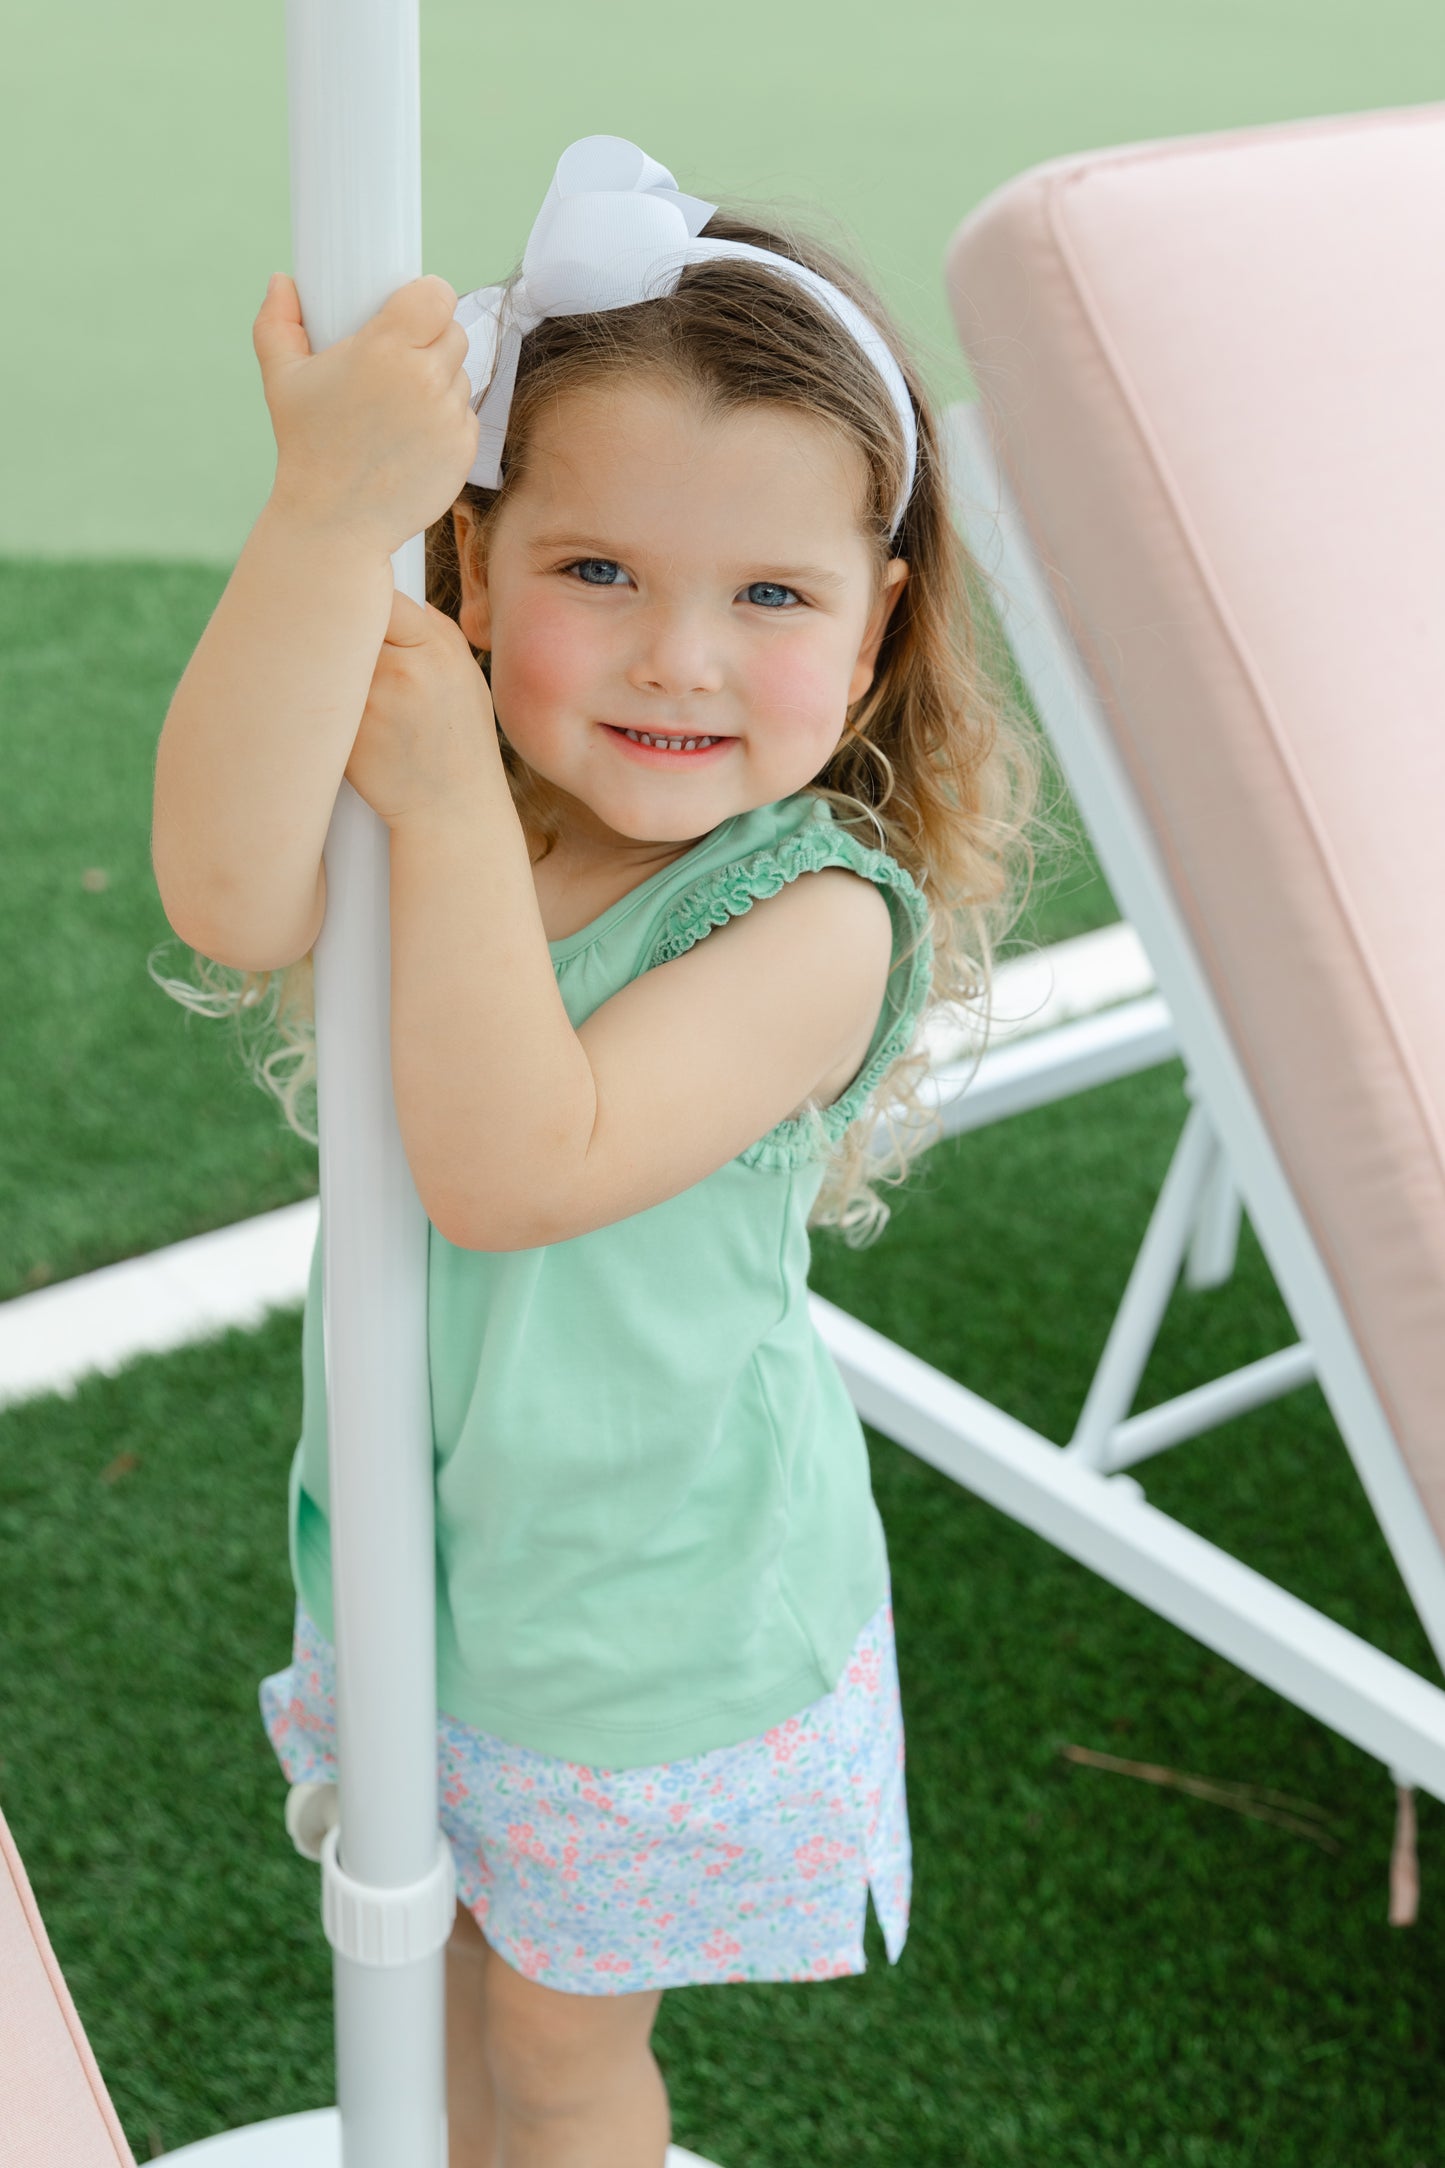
[{"x1": 152, "y1": 199, "x2": 1061, "y2": 1247}]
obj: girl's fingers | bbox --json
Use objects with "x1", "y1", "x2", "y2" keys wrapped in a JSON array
[
  {"x1": 255, "y1": 268, "x2": 476, "y2": 551},
  {"x1": 375, "y1": 274, "x2": 460, "y2": 346},
  {"x1": 383, "y1": 584, "x2": 430, "y2": 641},
  {"x1": 252, "y1": 272, "x2": 311, "y2": 371},
  {"x1": 256, "y1": 271, "x2": 300, "y2": 320},
  {"x1": 263, "y1": 272, "x2": 458, "y2": 370}
]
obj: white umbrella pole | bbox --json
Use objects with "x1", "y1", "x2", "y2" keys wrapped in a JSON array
[
  {"x1": 286, "y1": 3, "x2": 453, "y2": 2165},
  {"x1": 163, "y1": 19, "x2": 729, "y2": 2159}
]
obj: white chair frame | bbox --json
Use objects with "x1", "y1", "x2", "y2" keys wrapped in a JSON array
[{"x1": 807, "y1": 400, "x2": 1445, "y2": 1805}]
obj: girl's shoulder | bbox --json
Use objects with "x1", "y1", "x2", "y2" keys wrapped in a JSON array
[
  {"x1": 640, "y1": 792, "x2": 935, "y2": 1175},
  {"x1": 644, "y1": 790, "x2": 931, "y2": 975}
]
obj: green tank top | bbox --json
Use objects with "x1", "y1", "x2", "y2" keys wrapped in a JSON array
[{"x1": 288, "y1": 788, "x2": 934, "y2": 1768}]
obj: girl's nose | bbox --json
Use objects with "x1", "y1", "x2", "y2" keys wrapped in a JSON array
[{"x1": 627, "y1": 607, "x2": 725, "y2": 698}]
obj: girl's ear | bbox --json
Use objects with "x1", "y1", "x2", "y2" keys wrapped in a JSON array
[
  {"x1": 452, "y1": 506, "x2": 493, "y2": 650},
  {"x1": 847, "y1": 558, "x2": 909, "y2": 707}
]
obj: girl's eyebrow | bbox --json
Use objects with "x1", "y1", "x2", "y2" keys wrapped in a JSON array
[{"x1": 527, "y1": 532, "x2": 846, "y2": 590}]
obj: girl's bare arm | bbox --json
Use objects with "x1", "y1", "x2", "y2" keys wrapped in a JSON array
[{"x1": 151, "y1": 496, "x2": 395, "y2": 970}]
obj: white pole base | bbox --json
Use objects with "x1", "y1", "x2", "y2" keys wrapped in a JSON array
[{"x1": 159, "y1": 2104, "x2": 723, "y2": 2166}]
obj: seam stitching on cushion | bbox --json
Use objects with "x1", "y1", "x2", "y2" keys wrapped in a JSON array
[{"x1": 1024, "y1": 101, "x2": 1443, "y2": 197}]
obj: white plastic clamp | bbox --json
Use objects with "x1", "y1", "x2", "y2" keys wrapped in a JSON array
[
  {"x1": 319, "y1": 1820, "x2": 457, "y2": 1967},
  {"x1": 285, "y1": 1779, "x2": 340, "y2": 1863}
]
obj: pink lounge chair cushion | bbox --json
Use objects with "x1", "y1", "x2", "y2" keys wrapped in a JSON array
[
  {"x1": 944, "y1": 104, "x2": 1445, "y2": 1545},
  {"x1": 0, "y1": 1799, "x2": 136, "y2": 2164}
]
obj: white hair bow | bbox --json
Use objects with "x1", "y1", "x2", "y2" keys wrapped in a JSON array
[{"x1": 454, "y1": 135, "x2": 918, "y2": 538}]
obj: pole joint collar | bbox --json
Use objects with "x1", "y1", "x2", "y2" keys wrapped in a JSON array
[{"x1": 320, "y1": 1822, "x2": 457, "y2": 1965}]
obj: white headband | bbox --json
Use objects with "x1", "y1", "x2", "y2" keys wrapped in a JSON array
[{"x1": 454, "y1": 135, "x2": 918, "y2": 540}]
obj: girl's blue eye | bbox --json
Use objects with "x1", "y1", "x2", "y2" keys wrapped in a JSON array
[{"x1": 562, "y1": 562, "x2": 801, "y2": 606}]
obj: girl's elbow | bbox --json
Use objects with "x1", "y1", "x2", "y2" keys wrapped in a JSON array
[{"x1": 427, "y1": 1193, "x2": 540, "y2": 1254}]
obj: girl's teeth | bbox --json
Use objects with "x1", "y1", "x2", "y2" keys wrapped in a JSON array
[{"x1": 623, "y1": 729, "x2": 717, "y2": 750}]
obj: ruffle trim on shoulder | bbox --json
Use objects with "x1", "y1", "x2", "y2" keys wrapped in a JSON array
[{"x1": 644, "y1": 816, "x2": 935, "y2": 1171}]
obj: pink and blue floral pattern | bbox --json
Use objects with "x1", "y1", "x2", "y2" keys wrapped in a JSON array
[{"x1": 259, "y1": 1588, "x2": 911, "y2": 1996}]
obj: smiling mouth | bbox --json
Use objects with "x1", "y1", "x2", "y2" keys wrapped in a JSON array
[{"x1": 603, "y1": 723, "x2": 735, "y2": 754}]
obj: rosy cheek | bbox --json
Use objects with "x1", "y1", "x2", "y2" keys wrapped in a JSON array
[
  {"x1": 741, "y1": 643, "x2": 841, "y2": 737},
  {"x1": 490, "y1": 592, "x2": 598, "y2": 721}
]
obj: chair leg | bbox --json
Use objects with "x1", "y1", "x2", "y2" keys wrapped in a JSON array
[
  {"x1": 1185, "y1": 1126, "x2": 1244, "y2": 1290},
  {"x1": 1066, "y1": 1095, "x2": 1219, "y2": 1470}
]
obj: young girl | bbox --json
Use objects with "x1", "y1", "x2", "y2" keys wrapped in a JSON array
[{"x1": 151, "y1": 136, "x2": 1041, "y2": 2168}]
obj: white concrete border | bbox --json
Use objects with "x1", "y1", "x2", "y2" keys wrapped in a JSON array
[
  {"x1": 0, "y1": 1199, "x2": 320, "y2": 1414},
  {"x1": 0, "y1": 922, "x2": 1150, "y2": 1416}
]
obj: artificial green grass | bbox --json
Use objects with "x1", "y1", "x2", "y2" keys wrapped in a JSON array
[
  {"x1": 3, "y1": 556, "x2": 1441, "y2": 2159},
  {"x1": 3, "y1": 1061, "x2": 1442, "y2": 2164},
  {"x1": 0, "y1": 561, "x2": 322, "y2": 1305}
]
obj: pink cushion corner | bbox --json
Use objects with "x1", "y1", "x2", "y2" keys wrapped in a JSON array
[
  {"x1": 944, "y1": 104, "x2": 1445, "y2": 1546},
  {"x1": 0, "y1": 1799, "x2": 137, "y2": 2164}
]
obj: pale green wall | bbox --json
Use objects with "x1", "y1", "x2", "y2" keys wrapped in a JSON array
[{"x1": 5, "y1": 0, "x2": 1441, "y2": 561}]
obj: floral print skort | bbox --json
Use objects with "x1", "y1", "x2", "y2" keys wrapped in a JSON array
[{"x1": 258, "y1": 1584, "x2": 911, "y2": 1996}]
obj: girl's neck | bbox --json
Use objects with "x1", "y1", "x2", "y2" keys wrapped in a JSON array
[
  {"x1": 527, "y1": 822, "x2": 708, "y2": 889},
  {"x1": 519, "y1": 779, "x2": 719, "y2": 885}
]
